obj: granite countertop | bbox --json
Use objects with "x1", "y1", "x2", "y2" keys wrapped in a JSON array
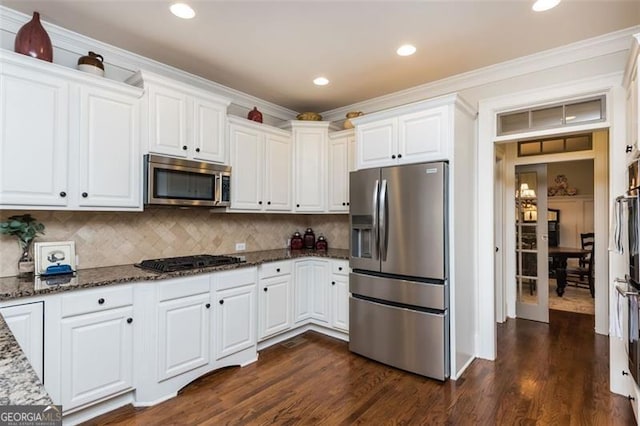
[
  {"x1": 0, "y1": 248, "x2": 349, "y2": 302},
  {"x1": 0, "y1": 314, "x2": 52, "y2": 406},
  {"x1": 0, "y1": 248, "x2": 349, "y2": 407}
]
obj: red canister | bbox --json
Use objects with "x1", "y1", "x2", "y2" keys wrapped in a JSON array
[
  {"x1": 315, "y1": 235, "x2": 328, "y2": 251},
  {"x1": 303, "y1": 228, "x2": 315, "y2": 249},
  {"x1": 290, "y1": 231, "x2": 304, "y2": 250}
]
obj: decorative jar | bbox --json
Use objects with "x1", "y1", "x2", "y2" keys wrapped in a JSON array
[
  {"x1": 14, "y1": 12, "x2": 53, "y2": 62},
  {"x1": 303, "y1": 228, "x2": 315, "y2": 249},
  {"x1": 290, "y1": 231, "x2": 304, "y2": 250}
]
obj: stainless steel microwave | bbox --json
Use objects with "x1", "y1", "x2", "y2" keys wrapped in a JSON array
[{"x1": 144, "y1": 154, "x2": 231, "y2": 207}]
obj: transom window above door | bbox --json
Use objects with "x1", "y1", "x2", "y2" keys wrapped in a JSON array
[{"x1": 517, "y1": 134, "x2": 593, "y2": 157}]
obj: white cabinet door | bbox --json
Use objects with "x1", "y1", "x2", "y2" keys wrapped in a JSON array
[
  {"x1": 0, "y1": 65, "x2": 69, "y2": 206},
  {"x1": 157, "y1": 293, "x2": 210, "y2": 381},
  {"x1": 328, "y1": 135, "x2": 349, "y2": 212},
  {"x1": 331, "y1": 275, "x2": 349, "y2": 332},
  {"x1": 60, "y1": 306, "x2": 133, "y2": 411},
  {"x1": 77, "y1": 85, "x2": 141, "y2": 208},
  {"x1": 215, "y1": 284, "x2": 256, "y2": 359},
  {"x1": 398, "y1": 106, "x2": 448, "y2": 163},
  {"x1": 229, "y1": 123, "x2": 263, "y2": 210},
  {"x1": 0, "y1": 302, "x2": 44, "y2": 381},
  {"x1": 357, "y1": 118, "x2": 396, "y2": 169},
  {"x1": 258, "y1": 274, "x2": 292, "y2": 340},
  {"x1": 293, "y1": 261, "x2": 312, "y2": 323},
  {"x1": 148, "y1": 83, "x2": 189, "y2": 158},
  {"x1": 348, "y1": 133, "x2": 357, "y2": 172},
  {"x1": 192, "y1": 96, "x2": 227, "y2": 163},
  {"x1": 264, "y1": 132, "x2": 292, "y2": 211},
  {"x1": 294, "y1": 128, "x2": 326, "y2": 212},
  {"x1": 309, "y1": 261, "x2": 330, "y2": 323}
]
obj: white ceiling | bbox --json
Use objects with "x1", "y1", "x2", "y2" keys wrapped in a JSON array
[{"x1": 4, "y1": 1, "x2": 639, "y2": 112}]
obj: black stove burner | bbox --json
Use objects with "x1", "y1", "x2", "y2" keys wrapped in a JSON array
[{"x1": 136, "y1": 254, "x2": 245, "y2": 273}]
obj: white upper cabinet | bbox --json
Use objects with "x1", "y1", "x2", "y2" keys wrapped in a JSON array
[
  {"x1": 354, "y1": 95, "x2": 471, "y2": 169},
  {"x1": 127, "y1": 70, "x2": 231, "y2": 164},
  {"x1": 77, "y1": 85, "x2": 140, "y2": 208},
  {"x1": 0, "y1": 51, "x2": 143, "y2": 210},
  {"x1": 228, "y1": 116, "x2": 292, "y2": 211},
  {"x1": 0, "y1": 60, "x2": 70, "y2": 207},
  {"x1": 289, "y1": 121, "x2": 330, "y2": 212},
  {"x1": 328, "y1": 129, "x2": 355, "y2": 213}
]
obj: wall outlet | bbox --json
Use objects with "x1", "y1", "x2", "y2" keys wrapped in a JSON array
[{"x1": 235, "y1": 242, "x2": 246, "y2": 251}]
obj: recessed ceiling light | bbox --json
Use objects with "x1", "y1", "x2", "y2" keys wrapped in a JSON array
[
  {"x1": 170, "y1": 3, "x2": 196, "y2": 19},
  {"x1": 396, "y1": 44, "x2": 417, "y2": 56},
  {"x1": 313, "y1": 77, "x2": 329, "y2": 86},
  {"x1": 532, "y1": 0, "x2": 560, "y2": 12}
]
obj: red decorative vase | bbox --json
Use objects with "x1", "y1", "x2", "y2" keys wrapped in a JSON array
[
  {"x1": 14, "y1": 12, "x2": 53, "y2": 62},
  {"x1": 247, "y1": 107, "x2": 263, "y2": 123}
]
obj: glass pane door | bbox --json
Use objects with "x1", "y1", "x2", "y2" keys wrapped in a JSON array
[{"x1": 515, "y1": 164, "x2": 549, "y2": 323}]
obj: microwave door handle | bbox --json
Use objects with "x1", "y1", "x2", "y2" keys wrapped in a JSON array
[
  {"x1": 372, "y1": 180, "x2": 380, "y2": 260},
  {"x1": 379, "y1": 179, "x2": 388, "y2": 262},
  {"x1": 214, "y1": 173, "x2": 222, "y2": 205}
]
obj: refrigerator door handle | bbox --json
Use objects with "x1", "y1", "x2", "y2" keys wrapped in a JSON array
[
  {"x1": 380, "y1": 179, "x2": 388, "y2": 261},
  {"x1": 372, "y1": 179, "x2": 380, "y2": 260}
]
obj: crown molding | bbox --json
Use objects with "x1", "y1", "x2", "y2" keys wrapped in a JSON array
[
  {"x1": 0, "y1": 6, "x2": 297, "y2": 121},
  {"x1": 321, "y1": 26, "x2": 640, "y2": 122}
]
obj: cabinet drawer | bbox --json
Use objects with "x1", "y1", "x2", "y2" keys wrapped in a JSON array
[
  {"x1": 215, "y1": 267, "x2": 257, "y2": 291},
  {"x1": 157, "y1": 275, "x2": 210, "y2": 302},
  {"x1": 61, "y1": 285, "x2": 133, "y2": 318},
  {"x1": 332, "y1": 260, "x2": 349, "y2": 276},
  {"x1": 259, "y1": 261, "x2": 291, "y2": 279}
]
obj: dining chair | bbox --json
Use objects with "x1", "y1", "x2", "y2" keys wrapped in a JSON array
[{"x1": 566, "y1": 232, "x2": 595, "y2": 298}]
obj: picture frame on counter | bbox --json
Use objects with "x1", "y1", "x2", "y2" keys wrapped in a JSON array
[{"x1": 34, "y1": 241, "x2": 76, "y2": 276}]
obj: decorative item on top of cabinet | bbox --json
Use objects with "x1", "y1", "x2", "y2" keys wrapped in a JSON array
[
  {"x1": 296, "y1": 112, "x2": 322, "y2": 121},
  {"x1": 247, "y1": 106, "x2": 263, "y2": 123},
  {"x1": 14, "y1": 12, "x2": 53, "y2": 62},
  {"x1": 315, "y1": 235, "x2": 328, "y2": 251},
  {"x1": 77, "y1": 51, "x2": 105, "y2": 77},
  {"x1": 344, "y1": 111, "x2": 363, "y2": 129},
  {"x1": 303, "y1": 228, "x2": 315, "y2": 249},
  {"x1": 0, "y1": 214, "x2": 45, "y2": 277},
  {"x1": 290, "y1": 231, "x2": 304, "y2": 250}
]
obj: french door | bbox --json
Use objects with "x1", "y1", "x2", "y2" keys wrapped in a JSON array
[{"x1": 515, "y1": 164, "x2": 549, "y2": 323}]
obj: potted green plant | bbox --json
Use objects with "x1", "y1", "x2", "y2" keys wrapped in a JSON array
[{"x1": 0, "y1": 214, "x2": 45, "y2": 276}]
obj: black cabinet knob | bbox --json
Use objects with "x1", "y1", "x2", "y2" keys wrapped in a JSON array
[
  {"x1": 629, "y1": 395, "x2": 636, "y2": 402},
  {"x1": 98, "y1": 298, "x2": 105, "y2": 305},
  {"x1": 391, "y1": 155, "x2": 396, "y2": 159},
  {"x1": 276, "y1": 268, "x2": 281, "y2": 272},
  {"x1": 205, "y1": 303, "x2": 211, "y2": 309},
  {"x1": 82, "y1": 192, "x2": 88, "y2": 198},
  {"x1": 182, "y1": 145, "x2": 188, "y2": 150},
  {"x1": 342, "y1": 202, "x2": 346, "y2": 206},
  {"x1": 331, "y1": 281, "x2": 335, "y2": 285},
  {"x1": 347, "y1": 202, "x2": 349, "y2": 206},
  {"x1": 267, "y1": 201, "x2": 271, "y2": 205},
  {"x1": 338, "y1": 267, "x2": 343, "y2": 271},
  {"x1": 195, "y1": 148, "x2": 200, "y2": 153},
  {"x1": 627, "y1": 145, "x2": 633, "y2": 153},
  {"x1": 296, "y1": 204, "x2": 300, "y2": 208},
  {"x1": 623, "y1": 371, "x2": 630, "y2": 376},
  {"x1": 264, "y1": 287, "x2": 268, "y2": 292},
  {"x1": 258, "y1": 201, "x2": 263, "y2": 205},
  {"x1": 219, "y1": 300, "x2": 224, "y2": 305},
  {"x1": 59, "y1": 191, "x2": 67, "y2": 198},
  {"x1": 127, "y1": 318, "x2": 133, "y2": 324},
  {"x1": 398, "y1": 154, "x2": 402, "y2": 158}
]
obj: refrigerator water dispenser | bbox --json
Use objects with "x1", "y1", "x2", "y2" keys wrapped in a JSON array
[{"x1": 351, "y1": 215, "x2": 373, "y2": 259}]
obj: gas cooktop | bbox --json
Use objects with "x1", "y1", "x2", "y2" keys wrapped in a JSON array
[{"x1": 135, "y1": 254, "x2": 245, "y2": 273}]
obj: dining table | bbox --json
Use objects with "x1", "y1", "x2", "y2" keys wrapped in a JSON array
[{"x1": 549, "y1": 246, "x2": 591, "y2": 297}]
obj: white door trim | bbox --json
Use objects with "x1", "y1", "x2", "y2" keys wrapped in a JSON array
[{"x1": 476, "y1": 71, "x2": 624, "y2": 361}]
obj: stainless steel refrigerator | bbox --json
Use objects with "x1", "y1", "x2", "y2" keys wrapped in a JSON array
[{"x1": 349, "y1": 161, "x2": 449, "y2": 380}]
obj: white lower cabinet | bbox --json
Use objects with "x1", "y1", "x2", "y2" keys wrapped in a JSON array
[
  {"x1": 331, "y1": 260, "x2": 350, "y2": 332},
  {"x1": 294, "y1": 259, "x2": 330, "y2": 324},
  {"x1": 157, "y1": 292, "x2": 210, "y2": 381},
  {"x1": 0, "y1": 301, "x2": 44, "y2": 381},
  {"x1": 56, "y1": 286, "x2": 135, "y2": 412},
  {"x1": 214, "y1": 268, "x2": 257, "y2": 360},
  {"x1": 258, "y1": 261, "x2": 293, "y2": 341}
]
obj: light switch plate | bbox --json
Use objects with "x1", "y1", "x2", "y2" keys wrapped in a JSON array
[{"x1": 235, "y1": 242, "x2": 246, "y2": 251}]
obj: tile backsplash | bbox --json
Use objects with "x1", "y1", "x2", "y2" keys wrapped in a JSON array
[{"x1": 0, "y1": 209, "x2": 349, "y2": 277}]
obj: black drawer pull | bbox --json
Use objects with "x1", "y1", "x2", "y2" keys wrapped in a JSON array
[
  {"x1": 259, "y1": 201, "x2": 263, "y2": 205},
  {"x1": 267, "y1": 201, "x2": 271, "y2": 205},
  {"x1": 629, "y1": 395, "x2": 636, "y2": 402},
  {"x1": 276, "y1": 268, "x2": 281, "y2": 272},
  {"x1": 205, "y1": 303, "x2": 211, "y2": 308},
  {"x1": 127, "y1": 318, "x2": 133, "y2": 324},
  {"x1": 623, "y1": 371, "x2": 630, "y2": 376},
  {"x1": 391, "y1": 155, "x2": 396, "y2": 159},
  {"x1": 332, "y1": 281, "x2": 335, "y2": 285},
  {"x1": 338, "y1": 267, "x2": 343, "y2": 271},
  {"x1": 98, "y1": 298, "x2": 105, "y2": 305},
  {"x1": 182, "y1": 145, "x2": 188, "y2": 150},
  {"x1": 296, "y1": 204, "x2": 300, "y2": 208},
  {"x1": 264, "y1": 287, "x2": 268, "y2": 292},
  {"x1": 82, "y1": 192, "x2": 88, "y2": 198},
  {"x1": 196, "y1": 148, "x2": 200, "y2": 153},
  {"x1": 219, "y1": 300, "x2": 224, "y2": 305},
  {"x1": 59, "y1": 191, "x2": 67, "y2": 198},
  {"x1": 398, "y1": 154, "x2": 402, "y2": 158}
]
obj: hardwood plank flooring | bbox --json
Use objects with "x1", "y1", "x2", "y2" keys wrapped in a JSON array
[{"x1": 86, "y1": 310, "x2": 634, "y2": 425}]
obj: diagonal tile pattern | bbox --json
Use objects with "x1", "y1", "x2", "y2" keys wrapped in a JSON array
[{"x1": 0, "y1": 209, "x2": 349, "y2": 277}]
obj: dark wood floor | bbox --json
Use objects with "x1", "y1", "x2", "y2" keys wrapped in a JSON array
[{"x1": 86, "y1": 310, "x2": 634, "y2": 425}]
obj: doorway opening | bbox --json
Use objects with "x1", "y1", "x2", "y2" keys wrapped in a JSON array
[{"x1": 496, "y1": 129, "x2": 607, "y2": 328}]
